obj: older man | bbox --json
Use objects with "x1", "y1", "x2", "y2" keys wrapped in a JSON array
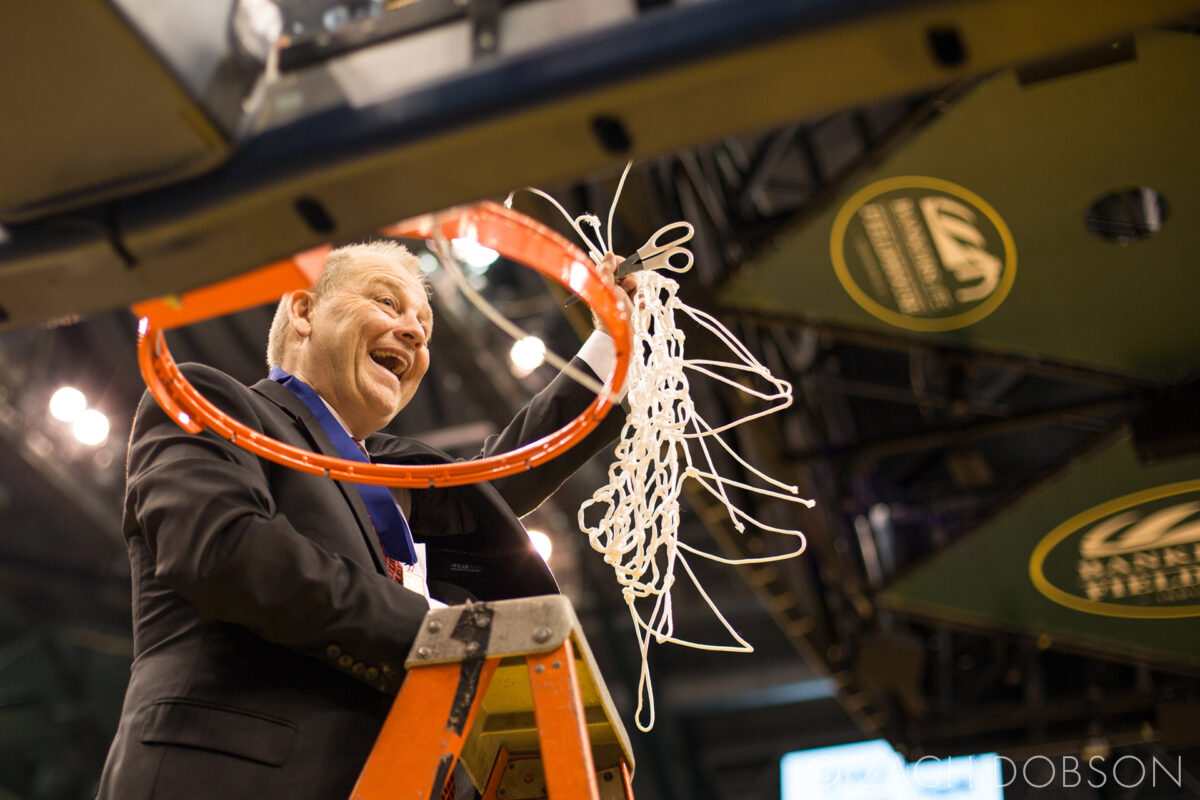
[{"x1": 98, "y1": 241, "x2": 630, "y2": 799}]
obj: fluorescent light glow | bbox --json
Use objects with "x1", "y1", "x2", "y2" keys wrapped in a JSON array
[
  {"x1": 418, "y1": 251, "x2": 440, "y2": 274},
  {"x1": 509, "y1": 336, "x2": 546, "y2": 378},
  {"x1": 527, "y1": 529, "x2": 553, "y2": 562},
  {"x1": 72, "y1": 408, "x2": 110, "y2": 446},
  {"x1": 451, "y1": 238, "x2": 500, "y2": 272},
  {"x1": 49, "y1": 387, "x2": 87, "y2": 422}
]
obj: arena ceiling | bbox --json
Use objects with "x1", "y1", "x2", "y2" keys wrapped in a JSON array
[{"x1": 1, "y1": 1, "x2": 1199, "y2": 798}]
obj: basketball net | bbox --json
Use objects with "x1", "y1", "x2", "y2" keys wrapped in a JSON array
[
  {"x1": 578, "y1": 266, "x2": 813, "y2": 731},
  {"x1": 428, "y1": 163, "x2": 813, "y2": 732}
]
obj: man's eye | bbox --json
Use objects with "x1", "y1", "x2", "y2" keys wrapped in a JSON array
[{"x1": 377, "y1": 297, "x2": 395, "y2": 309}]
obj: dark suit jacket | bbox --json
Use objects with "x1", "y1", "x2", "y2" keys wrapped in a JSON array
[{"x1": 97, "y1": 359, "x2": 624, "y2": 800}]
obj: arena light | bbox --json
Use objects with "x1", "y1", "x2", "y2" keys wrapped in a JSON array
[
  {"x1": 72, "y1": 408, "x2": 110, "y2": 446},
  {"x1": 49, "y1": 386, "x2": 87, "y2": 422},
  {"x1": 451, "y1": 238, "x2": 500, "y2": 272},
  {"x1": 417, "y1": 250, "x2": 440, "y2": 274},
  {"x1": 509, "y1": 336, "x2": 546, "y2": 377},
  {"x1": 527, "y1": 529, "x2": 553, "y2": 562}
]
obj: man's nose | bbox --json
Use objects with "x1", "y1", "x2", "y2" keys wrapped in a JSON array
[{"x1": 393, "y1": 312, "x2": 425, "y2": 344}]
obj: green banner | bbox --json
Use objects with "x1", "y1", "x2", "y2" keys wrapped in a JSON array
[
  {"x1": 882, "y1": 436, "x2": 1200, "y2": 667},
  {"x1": 721, "y1": 31, "x2": 1200, "y2": 380}
]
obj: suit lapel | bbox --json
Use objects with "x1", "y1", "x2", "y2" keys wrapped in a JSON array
[{"x1": 251, "y1": 379, "x2": 388, "y2": 573}]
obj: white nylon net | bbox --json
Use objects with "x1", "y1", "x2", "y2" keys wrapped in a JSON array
[
  {"x1": 577, "y1": 267, "x2": 813, "y2": 730},
  {"x1": 432, "y1": 164, "x2": 814, "y2": 732}
]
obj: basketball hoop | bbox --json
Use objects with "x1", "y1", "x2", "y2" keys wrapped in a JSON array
[{"x1": 135, "y1": 201, "x2": 632, "y2": 488}]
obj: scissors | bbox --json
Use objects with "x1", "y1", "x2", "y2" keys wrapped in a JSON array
[{"x1": 564, "y1": 222, "x2": 695, "y2": 307}]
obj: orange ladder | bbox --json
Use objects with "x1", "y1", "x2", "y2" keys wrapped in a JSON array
[{"x1": 350, "y1": 596, "x2": 635, "y2": 800}]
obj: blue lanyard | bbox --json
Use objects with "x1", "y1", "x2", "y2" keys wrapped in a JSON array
[{"x1": 269, "y1": 366, "x2": 417, "y2": 565}]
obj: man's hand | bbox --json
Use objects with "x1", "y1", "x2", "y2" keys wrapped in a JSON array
[{"x1": 592, "y1": 252, "x2": 638, "y2": 339}]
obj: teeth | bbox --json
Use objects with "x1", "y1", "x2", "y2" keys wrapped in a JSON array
[{"x1": 370, "y1": 351, "x2": 407, "y2": 376}]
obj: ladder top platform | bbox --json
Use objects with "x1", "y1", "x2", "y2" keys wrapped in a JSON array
[{"x1": 404, "y1": 595, "x2": 635, "y2": 786}]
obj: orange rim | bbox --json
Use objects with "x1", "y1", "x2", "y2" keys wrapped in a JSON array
[{"x1": 136, "y1": 201, "x2": 631, "y2": 488}]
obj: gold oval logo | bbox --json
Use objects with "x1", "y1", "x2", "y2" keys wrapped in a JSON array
[
  {"x1": 1029, "y1": 480, "x2": 1200, "y2": 618},
  {"x1": 830, "y1": 176, "x2": 1017, "y2": 332}
]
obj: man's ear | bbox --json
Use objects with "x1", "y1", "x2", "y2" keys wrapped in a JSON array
[{"x1": 287, "y1": 290, "x2": 316, "y2": 340}]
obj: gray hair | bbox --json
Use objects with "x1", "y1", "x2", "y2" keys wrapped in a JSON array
[{"x1": 266, "y1": 241, "x2": 424, "y2": 369}]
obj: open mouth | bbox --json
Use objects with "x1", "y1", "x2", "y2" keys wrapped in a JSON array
[{"x1": 369, "y1": 350, "x2": 408, "y2": 379}]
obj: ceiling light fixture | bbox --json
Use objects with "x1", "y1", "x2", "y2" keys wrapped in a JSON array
[
  {"x1": 451, "y1": 238, "x2": 500, "y2": 273},
  {"x1": 509, "y1": 336, "x2": 546, "y2": 378},
  {"x1": 72, "y1": 409, "x2": 110, "y2": 446},
  {"x1": 49, "y1": 386, "x2": 87, "y2": 422}
]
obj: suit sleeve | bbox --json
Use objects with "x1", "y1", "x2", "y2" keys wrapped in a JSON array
[
  {"x1": 125, "y1": 364, "x2": 429, "y2": 694},
  {"x1": 477, "y1": 355, "x2": 626, "y2": 517}
]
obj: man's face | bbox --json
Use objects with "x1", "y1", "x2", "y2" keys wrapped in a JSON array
[{"x1": 290, "y1": 257, "x2": 432, "y2": 438}]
